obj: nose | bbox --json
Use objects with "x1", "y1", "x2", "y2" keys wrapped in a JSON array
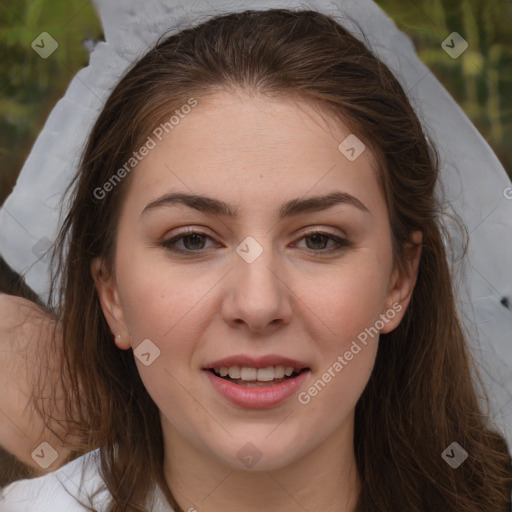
[{"x1": 221, "y1": 240, "x2": 294, "y2": 334}]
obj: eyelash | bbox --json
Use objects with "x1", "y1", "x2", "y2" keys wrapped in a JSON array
[{"x1": 160, "y1": 228, "x2": 352, "y2": 255}]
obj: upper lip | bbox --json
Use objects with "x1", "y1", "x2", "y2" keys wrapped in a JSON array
[{"x1": 204, "y1": 355, "x2": 310, "y2": 370}]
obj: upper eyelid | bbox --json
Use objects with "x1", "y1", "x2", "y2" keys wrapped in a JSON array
[
  {"x1": 167, "y1": 226, "x2": 345, "y2": 240},
  {"x1": 165, "y1": 228, "x2": 347, "y2": 249}
]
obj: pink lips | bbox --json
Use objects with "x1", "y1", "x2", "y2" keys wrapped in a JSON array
[
  {"x1": 203, "y1": 354, "x2": 310, "y2": 409},
  {"x1": 204, "y1": 354, "x2": 309, "y2": 370}
]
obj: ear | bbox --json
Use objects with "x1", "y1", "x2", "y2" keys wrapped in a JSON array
[
  {"x1": 380, "y1": 230, "x2": 422, "y2": 334},
  {"x1": 91, "y1": 257, "x2": 131, "y2": 350}
]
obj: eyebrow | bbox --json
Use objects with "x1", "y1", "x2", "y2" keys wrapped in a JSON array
[{"x1": 141, "y1": 191, "x2": 370, "y2": 219}]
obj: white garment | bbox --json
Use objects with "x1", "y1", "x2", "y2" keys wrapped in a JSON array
[{"x1": 0, "y1": 450, "x2": 174, "y2": 511}]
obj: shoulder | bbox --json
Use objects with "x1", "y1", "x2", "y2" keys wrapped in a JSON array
[{"x1": 0, "y1": 450, "x2": 109, "y2": 511}]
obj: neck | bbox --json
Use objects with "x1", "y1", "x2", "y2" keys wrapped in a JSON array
[{"x1": 161, "y1": 415, "x2": 361, "y2": 512}]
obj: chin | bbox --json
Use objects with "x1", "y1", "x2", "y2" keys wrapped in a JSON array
[{"x1": 208, "y1": 431, "x2": 311, "y2": 472}]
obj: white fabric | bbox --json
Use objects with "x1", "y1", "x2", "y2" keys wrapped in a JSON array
[
  {"x1": 0, "y1": 449, "x2": 173, "y2": 511},
  {"x1": 0, "y1": 0, "x2": 510, "y2": 456}
]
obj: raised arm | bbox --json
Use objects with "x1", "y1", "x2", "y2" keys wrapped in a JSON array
[{"x1": 0, "y1": 292, "x2": 77, "y2": 480}]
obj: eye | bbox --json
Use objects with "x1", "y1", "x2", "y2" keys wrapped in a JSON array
[
  {"x1": 160, "y1": 228, "x2": 352, "y2": 255},
  {"x1": 161, "y1": 229, "x2": 216, "y2": 254},
  {"x1": 294, "y1": 230, "x2": 352, "y2": 253}
]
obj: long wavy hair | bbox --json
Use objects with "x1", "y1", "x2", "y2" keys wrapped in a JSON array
[{"x1": 39, "y1": 8, "x2": 512, "y2": 512}]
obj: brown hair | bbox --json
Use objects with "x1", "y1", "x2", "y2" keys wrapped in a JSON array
[{"x1": 42, "y1": 8, "x2": 511, "y2": 511}]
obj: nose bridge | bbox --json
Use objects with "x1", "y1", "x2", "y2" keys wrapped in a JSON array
[
  {"x1": 235, "y1": 234, "x2": 281, "y2": 298},
  {"x1": 224, "y1": 234, "x2": 292, "y2": 331}
]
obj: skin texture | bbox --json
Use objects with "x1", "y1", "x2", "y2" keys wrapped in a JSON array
[
  {"x1": 93, "y1": 90, "x2": 422, "y2": 512},
  {"x1": 0, "y1": 294, "x2": 70, "y2": 473}
]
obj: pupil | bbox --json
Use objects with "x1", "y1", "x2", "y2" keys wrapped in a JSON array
[
  {"x1": 307, "y1": 234, "x2": 327, "y2": 250},
  {"x1": 184, "y1": 234, "x2": 205, "y2": 250}
]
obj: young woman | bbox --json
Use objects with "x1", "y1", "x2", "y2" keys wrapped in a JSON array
[{"x1": 0, "y1": 7, "x2": 511, "y2": 512}]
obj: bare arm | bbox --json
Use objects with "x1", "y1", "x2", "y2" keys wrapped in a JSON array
[{"x1": 0, "y1": 293, "x2": 75, "y2": 476}]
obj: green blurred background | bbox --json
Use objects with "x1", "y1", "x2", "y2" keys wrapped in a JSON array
[{"x1": 0, "y1": 0, "x2": 511, "y2": 207}]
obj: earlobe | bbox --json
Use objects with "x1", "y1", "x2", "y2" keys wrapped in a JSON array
[
  {"x1": 380, "y1": 230, "x2": 423, "y2": 334},
  {"x1": 91, "y1": 258, "x2": 131, "y2": 350}
]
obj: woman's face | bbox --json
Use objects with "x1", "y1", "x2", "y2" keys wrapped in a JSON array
[{"x1": 94, "y1": 89, "x2": 420, "y2": 472}]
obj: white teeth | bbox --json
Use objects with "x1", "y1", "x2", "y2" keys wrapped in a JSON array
[
  {"x1": 257, "y1": 367, "x2": 275, "y2": 382},
  {"x1": 240, "y1": 367, "x2": 258, "y2": 380},
  {"x1": 228, "y1": 366, "x2": 241, "y2": 379},
  {"x1": 284, "y1": 366, "x2": 294, "y2": 377},
  {"x1": 214, "y1": 365, "x2": 302, "y2": 381},
  {"x1": 274, "y1": 366, "x2": 285, "y2": 379}
]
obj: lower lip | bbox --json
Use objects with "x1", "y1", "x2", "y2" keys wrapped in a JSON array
[{"x1": 204, "y1": 370, "x2": 310, "y2": 409}]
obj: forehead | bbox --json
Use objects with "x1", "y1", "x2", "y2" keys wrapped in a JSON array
[{"x1": 121, "y1": 90, "x2": 385, "y2": 218}]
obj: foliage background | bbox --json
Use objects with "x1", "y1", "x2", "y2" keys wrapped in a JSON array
[
  {"x1": 376, "y1": 0, "x2": 512, "y2": 176},
  {"x1": 0, "y1": 0, "x2": 511, "y2": 211}
]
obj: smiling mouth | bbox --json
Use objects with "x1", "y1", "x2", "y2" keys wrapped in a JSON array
[{"x1": 209, "y1": 366, "x2": 309, "y2": 387}]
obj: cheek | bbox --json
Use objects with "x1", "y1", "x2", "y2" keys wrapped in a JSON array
[
  {"x1": 302, "y1": 254, "x2": 392, "y2": 343},
  {"x1": 115, "y1": 257, "x2": 204, "y2": 419},
  {"x1": 116, "y1": 250, "x2": 208, "y2": 339},
  {"x1": 295, "y1": 251, "x2": 389, "y2": 418},
  {"x1": 295, "y1": 327, "x2": 378, "y2": 453}
]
